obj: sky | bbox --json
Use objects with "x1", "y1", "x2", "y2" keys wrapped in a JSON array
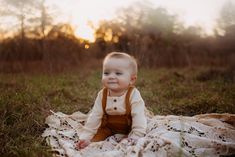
[{"x1": 0, "y1": 0, "x2": 232, "y2": 41}]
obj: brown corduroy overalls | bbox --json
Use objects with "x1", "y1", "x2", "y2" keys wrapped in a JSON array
[{"x1": 91, "y1": 87, "x2": 134, "y2": 142}]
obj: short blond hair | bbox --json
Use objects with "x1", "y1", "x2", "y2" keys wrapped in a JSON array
[{"x1": 103, "y1": 52, "x2": 138, "y2": 75}]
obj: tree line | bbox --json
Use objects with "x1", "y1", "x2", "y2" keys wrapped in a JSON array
[{"x1": 0, "y1": 0, "x2": 235, "y2": 72}]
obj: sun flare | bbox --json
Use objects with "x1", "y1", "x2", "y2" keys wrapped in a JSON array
[{"x1": 74, "y1": 25, "x2": 95, "y2": 42}]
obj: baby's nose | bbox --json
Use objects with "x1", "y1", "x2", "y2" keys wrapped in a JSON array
[{"x1": 109, "y1": 73, "x2": 116, "y2": 78}]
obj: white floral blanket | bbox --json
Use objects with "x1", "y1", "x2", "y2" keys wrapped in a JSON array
[{"x1": 42, "y1": 110, "x2": 235, "y2": 157}]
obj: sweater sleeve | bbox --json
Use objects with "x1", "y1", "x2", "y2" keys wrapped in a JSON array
[
  {"x1": 128, "y1": 88, "x2": 147, "y2": 139},
  {"x1": 79, "y1": 90, "x2": 103, "y2": 140}
]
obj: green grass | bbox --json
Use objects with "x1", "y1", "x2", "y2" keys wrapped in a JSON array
[{"x1": 0, "y1": 67, "x2": 234, "y2": 156}]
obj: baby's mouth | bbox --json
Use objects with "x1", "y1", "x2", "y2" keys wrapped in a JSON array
[{"x1": 108, "y1": 82, "x2": 117, "y2": 84}]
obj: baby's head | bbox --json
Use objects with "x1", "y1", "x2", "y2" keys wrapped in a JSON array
[
  {"x1": 102, "y1": 52, "x2": 138, "y2": 94},
  {"x1": 103, "y1": 52, "x2": 138, "y2": 75}
]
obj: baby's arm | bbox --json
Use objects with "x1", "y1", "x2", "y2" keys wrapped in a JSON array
[
  {"x1": 78, "y1": 91, "x2": 104, "y2": 143},
  {"x1": 128, "y1": 89, "x2": 147, "y2": 139}
]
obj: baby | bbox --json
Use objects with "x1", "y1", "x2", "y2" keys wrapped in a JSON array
[{"x1": 76, "y1": 52, "x2": 147, "y2": 149}]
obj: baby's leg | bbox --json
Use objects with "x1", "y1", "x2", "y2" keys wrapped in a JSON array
[{"x1": 91, "y1": 127, "x2": 112, "y2": 142}]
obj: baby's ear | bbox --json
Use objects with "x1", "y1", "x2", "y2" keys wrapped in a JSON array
[{"x1": 130, "y1": 75, "x2": 137, "y2": 85}]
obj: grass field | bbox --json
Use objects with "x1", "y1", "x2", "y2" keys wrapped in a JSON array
[{"x1": 0, "y1": 67, "x2": 234, "y2": 157}]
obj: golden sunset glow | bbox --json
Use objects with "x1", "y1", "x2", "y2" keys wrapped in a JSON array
[
  {"x1": 47, "y1": 0, "x2": 133, "y2": 42},
  {"x1": 74, "y1": 25, "x2": 95, "y2": 42},
  {"x1": 1, "y1": 0, "x2": 230, "y2": 41},
  {"x1": 45, "y1": 0, "x2": 229, "y2": 41}
]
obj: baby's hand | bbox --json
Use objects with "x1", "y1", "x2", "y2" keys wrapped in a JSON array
[
  {"x1": 120, "y1": 137, "x2": 136, "y2": 144},
  {"x1": 76, "y1": 139, "x2": 91, "y2": 149}
]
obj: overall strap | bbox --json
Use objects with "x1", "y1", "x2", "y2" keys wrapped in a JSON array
[
  {"x1": 125, "y1": 86, "x2": 134, "y2": 116},
  {"x1": 102, "y1": 86, "x2": 134, "y2": 115},
  {"x1": 102, "y1": 88, "x2": 108, "y2": 115}
]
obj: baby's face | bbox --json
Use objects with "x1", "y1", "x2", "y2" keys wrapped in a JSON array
[{"x1": 102, "y1": 57, "x2": 135, "y2": 95}]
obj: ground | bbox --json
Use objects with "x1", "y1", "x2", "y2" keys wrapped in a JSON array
[{"x1": 0, "y1": 67, "x2": 234, "y2": 156}]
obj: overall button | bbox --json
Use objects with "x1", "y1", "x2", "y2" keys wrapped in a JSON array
[
  {"x1": 114, "y1": 107, "x2": 117, "y2": 110},
  {"x1": 113, "y1": 99, "x2": 117, "y2": 102}
]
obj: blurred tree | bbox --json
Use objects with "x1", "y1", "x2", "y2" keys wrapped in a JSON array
[
  {"x1": 93, "y1": 1, "x2": 183, "y2": 67},
  {"x1": 94, "y1": 21, "x2": 125, "y2": 57},
  {"x1": 46, "y1": 23, "x2": 83, "y2": 62},
  {"x1": 26, "y1": 0, "x2": 53, "y2": 38},
  {"x1": 116, "y1": 2, "x2": 181, "y2": 66},
  {"x1": 1, "y1": 0, "x2": 39, "y2": 59},
  {"x1": 217, "y1": 1, "x2": 235, "y2": 54},
  {"x1": 180, "y1": 26, "x2": 207, "y2": 66},
  {"x1": 3, "y1": 0, "x2": 35, "y2": 55},
  {"x1": 1, "y1": 0, "x2": 54, "y2": 60},
  {"x1": 217, "y1": 0, "x2": 235, "y2": 32},
  {"x1": 47, "y1": 24, "x2": 75, "y2": 39},
  {"x1": 28, "y1": 0, "x2": 54, "y2": 60}
]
